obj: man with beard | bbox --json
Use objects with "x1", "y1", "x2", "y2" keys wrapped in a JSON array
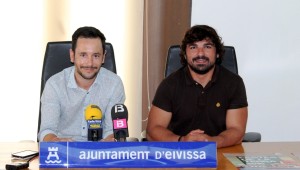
[
  {"x1": 38, "y1": 26, "x2": 125, "y2": 142},
  {"x1": 146, "y1": 25, "x2": 248, "y2": 148}
]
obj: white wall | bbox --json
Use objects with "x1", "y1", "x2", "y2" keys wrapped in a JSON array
[
  {"x1": 0, "y1": 0, "x2": 43, "y2": 141},
  {"x1": 0, "y1": 0, "x2": 143, "y2": 142},
  {"x1": 192, "y1": 0, "x2": 300, "y2": 141}
]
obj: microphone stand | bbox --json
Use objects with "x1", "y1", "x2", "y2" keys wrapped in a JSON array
[
  {"x1": 91, "y1": 130, "x2": 99, "y2": 141},
  {"x1": 116, "y1": 131, "x2": 127, "y2": 142}
]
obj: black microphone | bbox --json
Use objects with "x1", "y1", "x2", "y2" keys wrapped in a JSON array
[
  {"x1": 111, "y1": 104, "x2": 129, "y2": 142},
  {"x1": 85, "y1": 104, "x2": 103, "y2": 141}
]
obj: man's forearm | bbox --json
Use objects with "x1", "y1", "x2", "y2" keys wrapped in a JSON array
[
  {"x1": 147, "y1": 126, "x2": 180, "y2": 141},
  {"x1": 211, "y1": 129, "x2": 244, "y2": 148},
  {"x1": 43, "y1": 133, "x2": 73, "y2": 142},
  {"x1": 43, "y1": 133, "x2": 58, "y2": 141}
]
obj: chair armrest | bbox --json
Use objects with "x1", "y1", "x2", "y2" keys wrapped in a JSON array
[{"x1": 242, "y1": 132, "x2": 261, "y2": 142}]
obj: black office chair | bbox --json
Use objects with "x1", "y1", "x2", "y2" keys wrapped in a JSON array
[
  {"x1": 37, "y1": 41, "x2": 116, "y2": 137},
  {"x1": 165, "y1": 45, "x2": 261, "y2": 142}
]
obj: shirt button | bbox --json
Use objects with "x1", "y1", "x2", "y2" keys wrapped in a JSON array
[
  {"x1": 202, "y1": 91, "x2": 204, "y2": 94},
  {"x1": 83, "y1": 127, "x2": 85, "y2": 129}
]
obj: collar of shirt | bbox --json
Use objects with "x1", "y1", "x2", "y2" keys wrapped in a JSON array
[{"x1": 183, "y1": 65, "x2": 220, "y2": 86}]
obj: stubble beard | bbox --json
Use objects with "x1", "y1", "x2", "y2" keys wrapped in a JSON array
[
  {"x1": 188, "y1": 56, "x2": 215, "y2": 75},
  {"x1": 77, "y1": 66, "x2": 99, "y2": 80}
]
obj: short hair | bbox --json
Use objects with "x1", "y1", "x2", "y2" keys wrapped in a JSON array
[
  {"x1": 71, "y1": 26, "x2": 106, "y2": 53},
  {"x1": 180, "y1": 25, "x2": 224, "y2": 66}
]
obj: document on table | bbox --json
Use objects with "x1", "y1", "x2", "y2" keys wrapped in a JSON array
[{"x1": 224, "y1": 153, "x2": 300, "y2": 169}]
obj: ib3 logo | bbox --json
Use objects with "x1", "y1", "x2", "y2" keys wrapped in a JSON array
[
  {"x1": 113, "y1": 119, "x2": 127, "y2": 128},
  {"x1": 113, "y1": 104, "x2": 127, "y2": 129},
  {"x1": 45, "y1": 147, "x2": 62, "y2": 164}
]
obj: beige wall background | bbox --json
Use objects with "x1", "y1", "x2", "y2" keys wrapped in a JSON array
[
  {"x1": 142, "y1": 0, "x2": 191, "y2": 132},
  {"x1": 0, "y1": 0, "x2": 143, "y2": 141},
  {"x1": 0, "y1": 0, "x2": 191, "y2": 141}
]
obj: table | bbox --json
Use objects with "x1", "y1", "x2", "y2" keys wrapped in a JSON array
[
  {"x1": 0, "y1": 142, "x2": 39, "y2": 170},
  {"x1": 1, "y1": 142, "x2": 300, "y2": 170}
]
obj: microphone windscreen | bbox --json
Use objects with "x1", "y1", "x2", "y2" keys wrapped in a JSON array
[
  {"x1": 111, "y1": 104, "x2": 128, "y2": 120},
  {"x1": 85, "y1": 104, "x2": 102, "y2": 120}
]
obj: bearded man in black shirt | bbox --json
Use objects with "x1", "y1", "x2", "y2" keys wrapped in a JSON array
[{"x1": 146, "y1": 25, "x2": 248, "y2": 148}]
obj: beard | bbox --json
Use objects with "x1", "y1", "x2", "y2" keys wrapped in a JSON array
[
  {"x1": 77, "y1": 66, "x2": 99, "y2": 80},
  {"x1": 188, "y1": 56, "x2": 215, "y2": 75}
]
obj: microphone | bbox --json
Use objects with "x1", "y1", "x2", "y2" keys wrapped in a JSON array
[
  {"x1": 85, "y1": 104, "x2": 103, "y2": 141},
  {"x1": 111, "y1": 104, "x2": 129, "y2": 142}
]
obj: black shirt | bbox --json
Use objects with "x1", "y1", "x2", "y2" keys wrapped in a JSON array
[{"x1": 152, "y1": 65, "x2": 248, "y2": 136}]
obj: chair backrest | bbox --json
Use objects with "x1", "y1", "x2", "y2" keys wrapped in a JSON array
[
  {"x1": 40, "y1": 41, "x2": 116, "y2": 95},
  {"x1": 37, "y1": 41, "x2": 116, "y2": 136},
  {"x1": 165, "y1": 45, "x2": 238, "y2": 77}
]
